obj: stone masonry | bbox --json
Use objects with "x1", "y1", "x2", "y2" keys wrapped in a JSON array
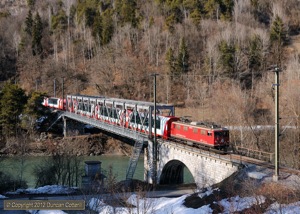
[{"x1": 145, "y1": 139, "x2": 240, "y2": 188}]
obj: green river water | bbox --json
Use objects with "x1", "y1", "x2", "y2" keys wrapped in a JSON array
[{"x1": 0, "y1": 155, "x2": 194, "y2": 188}]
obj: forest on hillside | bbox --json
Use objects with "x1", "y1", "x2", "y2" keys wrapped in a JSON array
[{"x1": 0, "y1": 0, "x2": 300, "y2": 169}]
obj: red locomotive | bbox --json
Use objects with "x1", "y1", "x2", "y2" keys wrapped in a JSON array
[
  {"x1": 42, "y1": 95, "x2": 229, "y2": 149},
  {"x1": 170, "y1": 121, "x2": 229, "y2": 148}
]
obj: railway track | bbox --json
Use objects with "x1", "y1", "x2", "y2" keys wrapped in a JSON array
[
  {"x1": 168, "y1": 138, "x2": 300, "y2": 176},
  {"x1": 224, "y1": 153, "x2": 300, "y2": 176}
]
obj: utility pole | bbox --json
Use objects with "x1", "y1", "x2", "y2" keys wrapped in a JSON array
[
  {"x1": 273, "y1": 66, "x2": 281, "y2": 181},
  {"x1": 54, "y1": 79, "x2": 56, "y2": 97},
  {"x1": 62, "y1": 77, "x2": 65, "y2": 110},
  {"x1": 62, "y1": 77, "x2": 64, "y2": 100},
  {"x1": 151, "y1": 73, "x2": 159, "y2": 185}
]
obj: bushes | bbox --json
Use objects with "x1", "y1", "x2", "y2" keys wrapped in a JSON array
[
  {"x1": 0, "y1": 171, "x2": 27, "y2": 193},
  {"x1": 33, "y1": 154, "x2": 82, "y2": 188},
  {"x1": 33, "y1": 162, "x2": 57, "y2": 187}
]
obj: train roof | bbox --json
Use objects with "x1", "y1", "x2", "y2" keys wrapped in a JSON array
[
  {"x1": 67, "y1": 94, "x2": 106, "y2": 99},
  {"x1": 105, "y1": 97, "x2": 174, "y2": 107},
  {"x1": 67, "y1": 94, "x2": 174, "y2": 108},
  {"x1": 174, "y1": 120, "x2": 228, "y2": 131}
]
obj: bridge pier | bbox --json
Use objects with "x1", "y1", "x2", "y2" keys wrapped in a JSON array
[
  {"x1": 62, "y1": 115, "x2": 87, "y2": 137},
  {"x1": 144, "y1": 139, "x2": 157, "y2": 185},
  {"x1": 63, "y1": 116, "x2": 67, "y2": 137}
]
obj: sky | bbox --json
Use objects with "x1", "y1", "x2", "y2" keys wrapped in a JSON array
[{"x1": 1, "y1": 185, "x2": 300, "y2": 213}]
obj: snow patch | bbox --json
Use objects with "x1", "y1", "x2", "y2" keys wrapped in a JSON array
[
  {"x1": 6, "y1": 185, "x2": 77, "y2": 195},
  {"x1": 248, "y1": 171, "x2": 266, "y2": 180},
  {"x1": 0, "y1": 194, "x2": 7, "y2": 199},
  {"x1": 198, "y1": 187, "x2": 217, "y2": 198},
  {"x1": 219, "y1": 195, "x2": 265, "y2": 213},
  {"x1": 265, "y1": 201, "x2": 300, "y2": 214}
]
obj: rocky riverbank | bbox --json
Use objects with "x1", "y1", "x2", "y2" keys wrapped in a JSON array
[{"x1": 0, "y1": 133, "x2": 133, "y2": 157}]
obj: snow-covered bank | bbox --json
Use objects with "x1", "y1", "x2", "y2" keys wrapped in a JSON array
[
  {"x1": 87, "y1": 191, "x2": 300, "y2": 214},
  {"x1": 1, "y1": 184, "x2": 300, "y2": 213},
  {"x1": 5, "y1": 185, "x2": 77, "y2": 195}
]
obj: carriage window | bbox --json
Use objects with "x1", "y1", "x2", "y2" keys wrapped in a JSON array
[
  {"x1": 112, "y1": 108, "x2": 118, "y2": 119},
  {"x1": 49, "y1": 99, "x2": 58, "y2": 105},
  {"x1": 201, "y1": 130, "x2": 206, "y2": 135},
  {"x1": 176, "y1": 124, "x2": 181, "y2": 130},
  {"x1": 183, "y1": 126, "x2": 188, "y2": 131},
  {"x1": 193, "y1": 128, "x2": 198, "y2": 133}
]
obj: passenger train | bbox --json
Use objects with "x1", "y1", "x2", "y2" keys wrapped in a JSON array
[{"x1": 42, "y1": 95, "x2": 230, "y2": 149}]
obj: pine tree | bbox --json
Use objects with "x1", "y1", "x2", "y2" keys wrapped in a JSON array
[
  {"x1": 22, "y1": 91, "x2": 46, "y2": 132},
  {"x1": 219, "y1": 40, "x2": 236, "y2": 76},
  {"x1": 270, "y1": 15, "x2": 287, "y2": 44},
  {"x1": 176, "y1": 38, "x2": 189, "y2": 73},
  {"x1": 51, "y1": 9, "x2": 68, "y2": 33},
  {"x1": 25, "y1": 10, "x2": 33, "y2": 36},
  {"x1": 27, "y1": 0, "x2": 35, "y2": 9},
  {"x1": 166, "y1": 47, "x2": 176, "y2": 75},
  {"x1": 85, "y1": 7, "x2": 97, "y2": 27},
  {"x1": 204, "y1": 0, "x2": 219, "y2": 19},
  {"x1": 270, "y1": 15, "x2": 288, "y2": 65},
  {"x1": 32, "y1": 12, "x2": 43, "y2": 56},
  {"x1": 165, "y1": 13, "x2": 176, "y2": 33},
  {"x1": 244, "y1": 35, "x2": 263, "y2": 90},
  {"x1": 101, "y1": 9, "x2": 114, "y2": 45},
  {"x1": 163, "y1": 0, "x2": 184, "y2": 31},
  {"x1": 204, "y1": 0, "x2": 234, "y2": 20},
  {"x1": 249, "y1": 35, "x2": 262, "y2": 71},
  {"x1": 190, "y1": 9, "x2": 202, "y2": 25},
  {"x1": 92, "y1": 12, "x2": 102, "y2": 42},
  {"x1": 219, "y1": 0, "x2": 234, "y2": 21},
  {"x1": 0, "y1": 83, "x2": 27, "y2": 138},
  {"x1": 120, "y1": 0, "x2": 139, "y2": 27},
  {"x1": 169, "y1": 0, "x2": 184, "y2": 23}
]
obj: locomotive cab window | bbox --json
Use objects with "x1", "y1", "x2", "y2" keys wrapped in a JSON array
[
  {"x1": 207, "y1": 132, "x2": 212, "y2": 136},
  {"x1": 215, "y1": 131, "x2": 229, "y2": 137}
]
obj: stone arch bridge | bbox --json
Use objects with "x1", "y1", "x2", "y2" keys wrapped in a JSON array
[{"x1": 145, "y1": 140, "x2": 240, "y2": 187}]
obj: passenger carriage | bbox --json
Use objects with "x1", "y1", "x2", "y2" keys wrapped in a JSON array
[{"x1": 42, "y1": 97, "x2": 64, "y2": 110}]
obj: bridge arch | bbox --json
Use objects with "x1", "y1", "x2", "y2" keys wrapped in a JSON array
[{"x1": 159, "y1": 160, "x2": 194, "y2": 185}]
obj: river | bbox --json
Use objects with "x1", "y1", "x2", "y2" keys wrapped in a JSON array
[{"x1": 0, "y1": 155, "x2": 194, "y2": 188}]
